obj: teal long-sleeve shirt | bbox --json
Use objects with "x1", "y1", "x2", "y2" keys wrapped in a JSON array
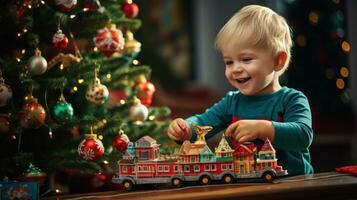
[{"x1": 186, "y1": 86, "x2": 314, "y2": 175}]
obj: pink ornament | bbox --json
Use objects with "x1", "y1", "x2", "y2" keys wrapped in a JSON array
[{"x1": 94, "y1": 25, "x2": 125, "y2": 57}]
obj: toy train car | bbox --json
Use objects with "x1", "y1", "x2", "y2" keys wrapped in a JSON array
[{"x1": 112, "y1": 125, "x2": 287, "y2": 191}]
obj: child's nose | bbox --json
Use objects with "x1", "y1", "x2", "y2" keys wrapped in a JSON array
[{"x1": 232, "y1": 63, "x2": 244, "y2": 73}]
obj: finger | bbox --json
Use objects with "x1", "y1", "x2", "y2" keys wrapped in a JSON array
[
  {"x1": 226, "y1": 123, "x2": 239, "y2": 137},
  {"x1": 167, "y1": 125, "x2": 180, "y2": 140},
  {"x1": 177, "y1": 119, "x2": 188, "y2": 133},
  {"x1": 172, "y1": 122, "x2": 184, "y2": 135},
  {"x1": 238, "y1": 135, "x2": 252, "y2": 143},
  {"x1": 168, "y1": 132, "x2": 180, "y2": 141}
]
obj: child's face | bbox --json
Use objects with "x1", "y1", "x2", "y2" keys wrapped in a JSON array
[{"x1": 221, "y1": 40, "x2": 280, "y2": 96}]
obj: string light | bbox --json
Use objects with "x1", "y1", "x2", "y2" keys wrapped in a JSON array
[
  {"x1": 21, "y1": 49, "x2": 26, "y2": 54},
  {"x1": 132, "y1": 60, "x2": 139, "y2": 65},
  {"x1": 135, "y1": 121, "x2": 143, "y2": 125},
  {"x1": 17, "y1": 33, "x2": 22, "y2": 37},
  {"x1": 341, "y1": 41, "x2": 350, "y2": 53},
  {"x1": 70, "y1": 15, "x2": 76, "y2": 19},
  {"x1": 49, "y1": 128, "x2": 53, "y2": 139},
  {"x1": 83, "y1": 8, "x2": 89, "y2": 12},
  {"x1": 148, "y1": 115, "x2": 155, "y2": 120},
  {"x1": 60, "y1": 63, "x2": 64, "y2": 70},
  {"x1": 78, "y1": 79, "x2": 84, "y2": 84},
  {"x1": 98, "y1": 135, "x2": 103, "y2": 140},
  {"x1": 106, "y1": 73, "x2": 111, "y2": 79},
  {"x1": 336, "y1": 78, "x2": 345, "y2": 89},
  {"x1": 12, "y1": 135, "x2": 16, "y2": 140},
  {"x1": 55, "y1": 189, "x2": 61, "y2": 193},
  {"x1": 119, "y1": 99, "x2": 126, "y2": 104},
  {"x1": 340, "y1": 67, "x2": 349, "y2": 77}
]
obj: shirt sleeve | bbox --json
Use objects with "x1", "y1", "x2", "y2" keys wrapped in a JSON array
[
  {"x1": 185, "y1": 92, "x2": 234, "y2": 142},
  {"x1": 272, "y1": 91, "x2": 314, "y2": 151}
]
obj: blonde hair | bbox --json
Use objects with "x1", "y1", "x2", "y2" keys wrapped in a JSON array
[{"x1": 215, "y1": 5, "x2": 293, "y2": 74}]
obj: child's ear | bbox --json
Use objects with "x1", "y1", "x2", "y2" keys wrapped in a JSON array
[{"x1": 274, "y1": 52, "x2": 287, "y2": 71}]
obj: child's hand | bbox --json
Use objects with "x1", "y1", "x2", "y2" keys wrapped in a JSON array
[
  {"x1": 167, "y1": 118, "x2": 192, "y2": 141},
  {"x1": 225, "y1": 120, "x2": 274, "y2": 143}
]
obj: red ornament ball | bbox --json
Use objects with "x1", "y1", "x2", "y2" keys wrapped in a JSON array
[
  {"x1": 19, "y1": 101, "x2": 46, "y2": 129},
  {"x1": 78, "y1": 135, "x2": 104, "y2": 161},
  {"x1": 55, "y1": 0, "x2": 77, "y2": 12},
  {"x1": 94, "y1": 25, "x2": 125, "y2": 57},
  {"x1": 53, "y1": 30, "x2": 69, "y2": 51},
  {"x1": 134, "y1": 79, "x2": 156, "y2": 106},
  {"x1": 113, "y1": 132, "x2": 130, "y2": 152},
  {"x1": 121, "y1": 1, "x2": 139, "y2": 18}
]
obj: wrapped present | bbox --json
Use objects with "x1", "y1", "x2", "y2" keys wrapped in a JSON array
[{"x1": 0, "y1": 180, "x2": 39, "y2": 200}]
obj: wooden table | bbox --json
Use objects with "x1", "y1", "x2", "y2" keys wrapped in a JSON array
[{"x1": 44, "y1": 172, "x2": 357, "y2": 200}]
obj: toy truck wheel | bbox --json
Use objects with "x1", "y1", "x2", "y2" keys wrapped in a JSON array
[
  {"x1": 222, "y1": 174, "x2": 234, "y2": 184},
  {"x1": 171, "y1": 178, "x2": 183, "y2": 188},
  {"x1": 262, "y1": 171, "x2": 275, "y2": 182},
  {"x1": 122, "y1": 180, "x2": 134, "y2": 191},
  {"x1": 200, "y1": 175, "x2": 211, "y2": 185}
]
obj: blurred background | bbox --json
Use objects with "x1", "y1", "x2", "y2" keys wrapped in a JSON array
[{"x1": 135, "y1": 0, "x2": 357, "y2": 173}]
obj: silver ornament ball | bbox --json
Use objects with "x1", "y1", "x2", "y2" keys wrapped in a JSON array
[{"x1": 28, "y1": 55, "x2": 47, "y2": 75}]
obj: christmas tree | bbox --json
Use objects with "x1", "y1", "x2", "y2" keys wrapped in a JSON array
[{"x1": 0, "y1": 0, "x2": 172, "y2": 192}]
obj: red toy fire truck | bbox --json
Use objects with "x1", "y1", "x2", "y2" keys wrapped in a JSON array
[{"x1": 112, "y1": 125, "x2": 287, "y2": 191}]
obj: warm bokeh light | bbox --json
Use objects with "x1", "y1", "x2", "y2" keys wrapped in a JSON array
[
  {"x1": 341, "y1": 41, "x2": 350, "y2": 53},
  {"x1": 336, "y1": 78, "x2": 345, "y2": 89},
  {"x1": 340, "y1": 67, "x2": 349, "y2": 77},
  {"x1": 309, "y1": 11, "x2": 319, "y2": 25},
  {"x1": 332, "y1": 0, "x2": 340, "y2": 4},
  {"x1": 296, "y1": 35, "x2": 306, "y2": 47},
  {"x1": 133, "y1": 60, "x2": 140, "y2": 65}
]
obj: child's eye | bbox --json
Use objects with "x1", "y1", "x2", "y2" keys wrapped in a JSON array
[
  {"x1": 225, "y1": 60, "x2": 234, "y2": 65},
  {"x1": 241, "y1": 57, "x2": 252, "y2": 63}
]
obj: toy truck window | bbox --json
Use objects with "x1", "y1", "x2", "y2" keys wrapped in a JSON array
[
  {"x1": 205, "y1": 165, "x2": 210, "y2": 171},
  {"x1": 164, "y1": 165, "x2": 169, "y2": 172},
  {"x1": 194, "y1": 165, "x2": 200, "y2": 172},
  {"x1": 191, "y1": 157, "x2": 195, "y2": 162},
  {"x1": 174, "y1": 165, "x2": 179, "y2": 172},
  {"x1": 184, "y1": 165, "x2": 190, "y2": 172}
]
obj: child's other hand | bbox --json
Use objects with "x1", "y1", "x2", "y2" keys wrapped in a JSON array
[
  {"x1": 167, "y1": 118, "x2": 192, "y2": 141},
  {"x1": 225, "y1": 120, "x2": 274, "y2": 143}
]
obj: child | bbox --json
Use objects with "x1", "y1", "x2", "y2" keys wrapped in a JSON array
[{"x1": 167, "y1": 5, "x2": 314, "y2": 175}]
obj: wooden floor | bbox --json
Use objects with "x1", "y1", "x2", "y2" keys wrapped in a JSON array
[{"x1": 43, "y1": 172, "x2": 357, "y2": 200}]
